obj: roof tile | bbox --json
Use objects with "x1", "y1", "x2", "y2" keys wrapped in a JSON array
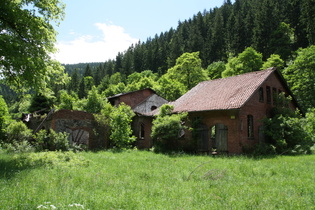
[{"x1": 172, "y1": 68, "x2": 275, "y2": 112}]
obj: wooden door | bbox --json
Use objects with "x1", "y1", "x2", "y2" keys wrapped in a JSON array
[
  {"x1": 215, "y1": 124, "x2": 228, "y2": 152},
  {"x1": 196, "y1": 124, "x2": 209, "y2": 152}
]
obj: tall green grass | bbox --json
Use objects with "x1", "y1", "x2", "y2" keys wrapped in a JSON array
[{"x1": 0, "y1": 151, "x2": 314, "y2": 209}]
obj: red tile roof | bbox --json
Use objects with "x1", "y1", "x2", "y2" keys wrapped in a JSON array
[{"x1": 172, "y1": 68, "x2": 276, "y2": 113}]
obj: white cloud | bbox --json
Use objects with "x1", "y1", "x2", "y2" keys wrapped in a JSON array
[{"x1": 54, "y1": 23, "x2": 139, "y2": 64}]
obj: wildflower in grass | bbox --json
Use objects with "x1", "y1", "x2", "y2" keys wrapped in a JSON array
[
  {"x1": 68, "y1": 203, "x2": 85, "y2": 208},
  {"x1": 36, "y1": 202, "x2": 57, "y2": 209}
]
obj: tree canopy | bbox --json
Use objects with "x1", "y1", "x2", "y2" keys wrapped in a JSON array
[
  {"x1": 222, "y1": 47, "x2": 263, "y2": 77},
  {"x1": 0, "y1": 0, "x2": 65, "y2": 91},
  {"x1": 166, "y1": 52, "x2": 208, "y2": 89},
  {"x1": 283, "y1": 45, "x2": 315, "y2": 111}
]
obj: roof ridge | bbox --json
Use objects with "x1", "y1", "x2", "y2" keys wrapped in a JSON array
[
  {"x1": 199, "y1": 67, "x2": 276, "y2": 84},
  {"x1": 107, "y1": 87, "x2": 155, "y2": 99}
]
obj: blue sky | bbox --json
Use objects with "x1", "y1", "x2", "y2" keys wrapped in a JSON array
[{"x1": 54, "y1": 0, "x2": 228, "y2": 64}]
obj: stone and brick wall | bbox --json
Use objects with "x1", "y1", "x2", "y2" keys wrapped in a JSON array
[{"x1": 51, "y1": 110, "x2": 109, "y2": 149}]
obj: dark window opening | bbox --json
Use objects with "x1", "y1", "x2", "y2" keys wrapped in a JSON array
[
  {"x1": 272, "y1": 88, "x2": 277, "y2": 105},
  {"x1": 247, "y1": 115, "x2": 254, "y2": 139},
  {"x1": 266, "y1": 86, "x2": 271, "y2": 104},
  {"x1": 140, "y1": 123, "x2": 145, "y2": 139},
  {"x1": 259, "y1": 87, "x2": 264, "y2": 102},
  {"x1": 151, "y1": 105, "x2": 157, "y2": 111}
]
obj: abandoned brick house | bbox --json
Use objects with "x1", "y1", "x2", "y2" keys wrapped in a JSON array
[
  {"x1": 107, "y1": 88, "x2": 168, "y2": 148},
  {"x1": 167, "y1": 67, "x2": 299, "y2": 154}
]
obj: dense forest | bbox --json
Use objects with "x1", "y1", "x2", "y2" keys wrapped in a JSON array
[{"x1": 64, "y1": 0, "x2": 314, "y2": 75}]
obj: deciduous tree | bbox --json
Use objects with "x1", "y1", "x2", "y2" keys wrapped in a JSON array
[
  {"x1": 261, "y1": 54, "x2": 285, "y2": 70},
  {"x1": 283, "y1": 45, "x2": 315, "y2": 110},
  {"x1": 0, "y1": 0, "x2": 65, "y2": 90},
  {"x1": 166, "y1": 52, "x2": 208, "y2": 90},
  {"x1": 222, "y1": 47, "x2": 263, "y2": 77},
  {"x1": 206, "y1": 61, "x2": 226, "y2": 80},
  {"x1": 109, "y1": 103, "x2": 136, "y2": 149}
]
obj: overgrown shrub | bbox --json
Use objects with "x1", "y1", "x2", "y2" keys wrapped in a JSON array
[
  {"x1": 1, "y1": 140, "x2": 35, "y2": 153},
  {"x1": 33, "y1": 129, "x2": 76, "y2": 152},
  {"x1": 303, "y1": 108, "x2": 315, "y2": 144},
  {"x1": 263, "y1": 105, "x2": 313, "y2": 155},
  {"x1": 48, "y1": 129, "x2": 70, "y2": 151},
  {"x1": 151, "y1": 104, "x2": 188, "y2": 152},
  {"x1": 14, "y1": 151, "x2": 90, "y2": 168},
  {"x1": 6, "y1": 121, "x2": 33, "y2": 143},
  {"x1": 1, "y1": 121, "x2": 35, "y2": 153},
  {"x1": 109, "y1": 103, "x2": 136, "y2": 149},
  {"x1": 0, "y1": 95, "x2": 10, "y2": 141}
]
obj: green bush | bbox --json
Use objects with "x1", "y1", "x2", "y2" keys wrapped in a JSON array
[
  {"x1": 303, "y1": 108, "x2": 315, "y2": 145},
  {"x1": 14, "y1": 151, "x2": 90, "y2": 168},
  {"x1": 0, "y1": 95, "x2": 10, "y2": 141},
  {"x1": 1, "y1": 140, "x2": 35, "y2": 153},
  {"x1": 109, "y1": 103, "x2": 136, "y2": 149},
  {"x1": 263, "y1": 107, "x2": 313, "y2": 155},
  {"x1": 151, "y1": 104, "x2": 188, "y2": 152},
  {"x1": 33, "y1": 129, "x2": 72, "y2": 151},
  {"x1": 6, "y1": 121, "x2": 33, "y2": 143}
]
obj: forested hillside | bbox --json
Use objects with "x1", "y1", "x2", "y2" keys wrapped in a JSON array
[{"x1": 65, "y1": 0, "x2": 314, "y2": 76}]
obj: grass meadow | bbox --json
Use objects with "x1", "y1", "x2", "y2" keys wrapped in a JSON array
[{"x1": 0, "y1": 150, "x2": 314, "y2": 209}]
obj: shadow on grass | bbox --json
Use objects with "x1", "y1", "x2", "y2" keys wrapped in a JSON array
[{"x1": 0, "y1": 154, "x2": 35, "y2": 180}]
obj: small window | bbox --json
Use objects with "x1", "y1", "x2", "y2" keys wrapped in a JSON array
[
  {"x1": 266, "y1": 86, "x2": 271, "y2": 104},
  {"x1": 151, "y1": 105, "x2": 157, "y2": 111},
  {"x1": 259, "y1": 87, "x2": 264, "y2": 102},
  {"x1": 272, "y1": 88, "x2": 277, "y2": 105},
  {"x1": 247, "y1": 115, "x2": 254, "y2": 139},
  {"x1": 139, "y1": 123, "x2": 145, "y2": 139}
]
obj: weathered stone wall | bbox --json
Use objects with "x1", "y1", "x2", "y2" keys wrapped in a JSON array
[{"x1": 50, "y1": 110, "x2": 108, "y2": 149}]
